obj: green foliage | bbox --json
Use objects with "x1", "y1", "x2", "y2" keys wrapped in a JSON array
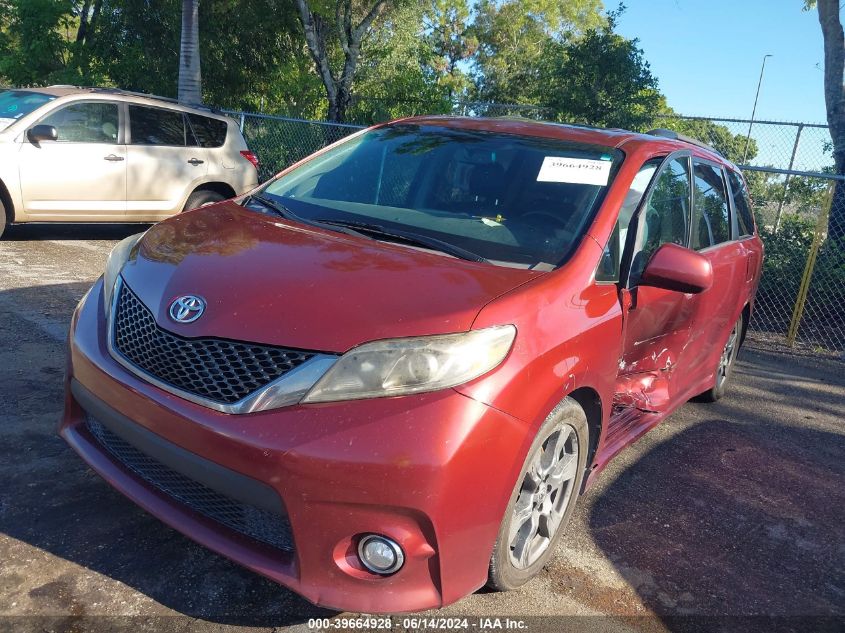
[
  {"x1": 655, "y1": 115, "x2": 758, "y2": 164},
  {"x1": 424, "y1": 0, "x2": 476, "y2": 100},
  {"x1": 472, "y1": 0, "x2": 605, "y2": 104},
  {"x1": 0, "y1": 0, "x2": 76, "y2": 86},
  {"x1": 350, "y1": 2, "x2": 453, "y2": 123},
  {"x1": 537, "y1": 19, "x2": 663, "y2": 129}
]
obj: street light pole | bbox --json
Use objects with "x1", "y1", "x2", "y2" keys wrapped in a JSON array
[{"x1": 742, "y1": 54, "x2": 772, "y2": 163}]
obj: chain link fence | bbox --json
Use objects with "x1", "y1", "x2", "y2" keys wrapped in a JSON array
[{"x1": 227, "y1": 109, "x2": 845, "y2": 355}]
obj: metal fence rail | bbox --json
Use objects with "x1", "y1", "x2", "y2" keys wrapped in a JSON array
[{"x1": 228, "y1": 109, "x2": 844, "y2": 355}]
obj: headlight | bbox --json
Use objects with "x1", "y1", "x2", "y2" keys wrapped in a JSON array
[
  {"x1": 301, "y1": 325, "x2": 516, "y2": 403},
  {"x1": 103, "y1": 232, "x2": 146, "y2": 317}
]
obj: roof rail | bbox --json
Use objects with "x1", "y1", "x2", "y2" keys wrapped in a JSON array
[
  {"x1": 646, "y1": 128, "x2": 723, "y2": 157},
  {"x1": 86, "y1": 87, "x2": 220, "y2": 114}
]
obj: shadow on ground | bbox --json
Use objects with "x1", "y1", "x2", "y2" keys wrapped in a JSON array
[
  {"x1": 3, "y1": 223, "x2": 152, "y2": 241},
  {"x1": 581, "y1": 350, "x2": 845, "y2": 625},
  {"x1": 0, "y1": 283, "x2": 332, "y2": 626}
]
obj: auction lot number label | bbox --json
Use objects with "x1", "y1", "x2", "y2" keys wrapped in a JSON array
[{"x1": 308, "y1": 616, "x2": 529, "y2": 631}]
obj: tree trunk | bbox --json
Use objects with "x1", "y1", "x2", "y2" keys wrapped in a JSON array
[
  {"x1": 817, "y1": 0, "x2": 845, "y2": 248},
  {"x1": 76, "y1": 0, "x2": 92, "y2": 44},
  {"x1": 178, "y1": 0, "x2": 202, "y2": 105},
  {"x1": 294, "y1": 0, "x2": 387, "y2": 122}
]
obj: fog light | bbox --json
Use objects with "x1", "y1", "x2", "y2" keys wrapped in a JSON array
[{"x1": 358, "y1": 534, "x2": 404, "y2": 575}]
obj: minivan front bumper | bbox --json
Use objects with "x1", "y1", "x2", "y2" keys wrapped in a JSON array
[{"x1": 61, "y1": 279, "x2": 530, "y2": 613}]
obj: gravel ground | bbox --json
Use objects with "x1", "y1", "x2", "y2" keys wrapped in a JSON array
[{"x1": 1, "y1": 224, "x2": 843, "y2": 632}]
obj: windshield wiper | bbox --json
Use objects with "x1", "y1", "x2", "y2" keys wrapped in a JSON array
[
  {"x1": 242, "y1": 195, "x2": 365, "y2": 238},
  {"x1": 315, "y1": 218, "x2": 489, "y2": 263}
]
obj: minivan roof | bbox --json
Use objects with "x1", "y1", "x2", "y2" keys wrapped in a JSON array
[{"x1": 391, "y1": 115, "x2": 730, "y2": 166}]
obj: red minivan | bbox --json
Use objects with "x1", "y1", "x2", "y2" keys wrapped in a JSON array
[{"x1": 61, "y1": 117, "x2": 763, "y2": 613}]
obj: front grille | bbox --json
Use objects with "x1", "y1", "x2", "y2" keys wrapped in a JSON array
[
  {"x1": 113, "y1": 282, "x2": 314, "y2": 404},
  {"x1": 86, "y1": 416, "x2": 294, "y2": 551}
]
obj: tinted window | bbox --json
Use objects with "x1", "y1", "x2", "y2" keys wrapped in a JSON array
[
  {"x1": 188, "y1": 114, "x2": 227, "y2": 147},
  {"x1": 597, "y1": 158, "x2": 661, "y2": 282},
  {"x1": 130, "y1": 106, "x2": 186, "y2": 146},
  {"x1": 40, "y1": 102, "x2": 119, "y2": 143},
  {"x1": 0, "y1": 90, "x2": 55, "y2": 129},
  {"x1": 629, "y1": 156, "x2": 691, "y2": 284},
  {"x1": 692, "y1": 160, "x2": 731, "y2": 249},
  {"x1": 728, "y1": 170, "x2": 755, "y2": 236},
  {"x1": 261, "y1": 125, "x2": 623, "y2": 268}
]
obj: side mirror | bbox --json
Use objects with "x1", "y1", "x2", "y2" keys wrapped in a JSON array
[
  {"x1": 640, "y1": 242, "x2": 713, "y2": 294},
  {"x1": 27, "y1": 124, "x2": 58, "y2": 144}
]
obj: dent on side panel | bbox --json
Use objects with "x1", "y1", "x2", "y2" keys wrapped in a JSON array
[{"x1": 614, "y1": 287, "x2": 701, "y2": 414}]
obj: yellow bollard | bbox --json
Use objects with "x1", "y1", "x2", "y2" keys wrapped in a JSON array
[{"x1": 786, "y1": 183, "x2": 835, "y2": 346}]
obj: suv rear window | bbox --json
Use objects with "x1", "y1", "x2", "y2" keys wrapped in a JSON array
[
  {"x1": 129, "y1": 105, "x2": 186, "y2": 146},
  {"x1": 188, "y1": 114, "x2": 227, "y2": 148}
]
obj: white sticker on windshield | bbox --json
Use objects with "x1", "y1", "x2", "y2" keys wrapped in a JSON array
[{"x1": 537, "y1": 157, "x2": 611, "y2": 186}]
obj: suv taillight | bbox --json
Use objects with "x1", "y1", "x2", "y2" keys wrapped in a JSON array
[{"x1": 240, "y1": 150, "x2": 260, "y2": 171}]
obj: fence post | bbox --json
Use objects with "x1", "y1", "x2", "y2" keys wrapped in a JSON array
[
  {"x1": 774, "y1": 124, "x2": 804, "y2": 231},
  {"x1": 239, "y1": 113, "x2": 245, "y2": 133},
  {"x1": 786, "y1": 182, "x2": 834, "y2": 346}
]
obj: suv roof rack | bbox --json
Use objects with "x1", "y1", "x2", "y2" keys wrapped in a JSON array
[
  {"x1": 68, "y1": 86, "x2": 219, "y2": 114},
  {"x1": 646, "y1": 128, "x2": 723, "y2": 157}
]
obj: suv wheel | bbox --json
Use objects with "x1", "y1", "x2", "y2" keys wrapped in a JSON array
[
  {"x1": 487, "y1": 398, "x2": 588, "y2": 591},
  {"x1": 183, "y1": 189, "x2": 226, "y2": 212},
  {"x1": 0, "y1": 198, "x2": 7, "y2": 239}
]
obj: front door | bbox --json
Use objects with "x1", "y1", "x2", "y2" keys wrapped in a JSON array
[
  {"x1": 18, "y1": 100, "x2": 126, "y2": 220},
  {"x1": 617, "y1": 153, "x2": 702, "y2": 412}
]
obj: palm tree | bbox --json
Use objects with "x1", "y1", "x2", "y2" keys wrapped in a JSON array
[{"x1": 177, "y1": 0, "x2": 201, "y2": 104}]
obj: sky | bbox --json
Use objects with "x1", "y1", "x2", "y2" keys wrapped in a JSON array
[{"x1": 616, "y1": 0, "x2": 828, "y2": 125}]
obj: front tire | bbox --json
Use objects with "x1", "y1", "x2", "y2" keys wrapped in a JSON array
[{"x1": 487, "y1": 398, "x2": 588, "y2": 591}]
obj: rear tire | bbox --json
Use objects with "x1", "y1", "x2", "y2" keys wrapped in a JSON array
[
  {"x1": 182, "y1": 189, "x2": 226, "y2": 212},
  {"x1": 0, "y1": 199, "x2": 7, "y2": 239},
  {"x1": 487, "y1": 398, "x2": 588, "y2": 591},
  {"x1": 698, "y1": 315, "x2": 743, "y2": 402}
]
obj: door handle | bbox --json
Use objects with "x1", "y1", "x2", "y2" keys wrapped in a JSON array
[
  {"x1": 104, "y1": 154, "x2": 124, "y2": 162},
  {"x1": 188, "y1": 158, "x2": 204, "y2": 166}
]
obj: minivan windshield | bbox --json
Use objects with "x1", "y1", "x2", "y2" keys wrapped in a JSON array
[
  {"x1": 259, "y1": 124, "x2": 622, "y2": 269},
  {"x1": 0, "y1": 90, "x2": 55, "y2": 131}
]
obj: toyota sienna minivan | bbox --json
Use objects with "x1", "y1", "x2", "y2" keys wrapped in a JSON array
[
  {"x1": 0, "y1": 86, "x2": 259, "y2": 238},
  {"x1": 61, "y1": 116, "x2": 763, "y2": 613}
]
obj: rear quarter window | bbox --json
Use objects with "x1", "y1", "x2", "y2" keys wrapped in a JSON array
[
  {"x1": 728, "y1": 170, "x2": 756, "y2": 236},
  {"x1": 691, "y1": 159, "x2": 731, "y2": 249},
  {"x1": 188, "y1": 114, "x2": 228, "y2": 148}
]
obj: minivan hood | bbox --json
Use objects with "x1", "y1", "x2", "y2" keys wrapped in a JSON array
[{"x1": 119, "y1": 202, "x2": 542, "y2": 352}]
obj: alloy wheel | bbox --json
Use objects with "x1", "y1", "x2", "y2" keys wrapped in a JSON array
[
  {"x1": 508, "y1": 423, "x2": 579, "y2": 569},
  {"x1": 716, "y1": 320, "x2": 741, "y2": 389}
]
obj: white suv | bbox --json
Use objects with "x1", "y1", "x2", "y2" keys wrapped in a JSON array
[{"x1": 0, "y1": 86, "x2": 259, "y2": 237}]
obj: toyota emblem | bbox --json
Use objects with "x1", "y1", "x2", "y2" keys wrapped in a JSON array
[{"x1": 169, "y1": 295, "x2": 206, "y2": 323}]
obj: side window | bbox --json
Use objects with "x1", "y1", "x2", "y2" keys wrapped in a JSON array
[
  {"x1": 692, "y1": 160, "x2": 731, "y2": 249},
  {"x1": 188, "y1": 114, "x2": 227, "y2": 148},
  {"x1": 40, "y1": 102, "x2": 119, "y2": 144},
  {"x1": 728, "y1": 170, "x2": 755, "y2": 236},
  {"x1": 129, "y1": 106, "x2": 186, "y2": 146},
  {"x1": 596, "y1": 158, "x2": 661, "y2": 282},
  {"x1": 629, "y1": 155, "x2": 691, "y2": 285}
]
